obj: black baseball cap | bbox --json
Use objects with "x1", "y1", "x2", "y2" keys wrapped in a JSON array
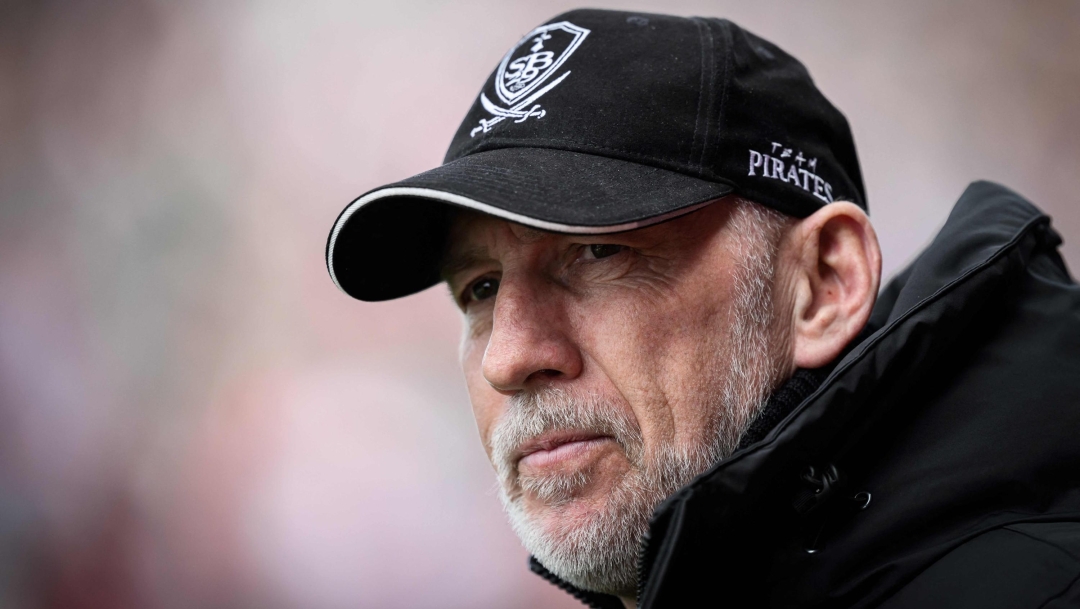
[{"x1": 327, "y1": 9, "x2": 865, "y2": 301}]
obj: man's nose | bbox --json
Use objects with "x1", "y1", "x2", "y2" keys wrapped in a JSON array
[{"x1": 481, "y1": 277, "x2": 582, "y2": 393}]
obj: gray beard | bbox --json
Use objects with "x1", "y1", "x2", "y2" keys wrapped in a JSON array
[{"x1": 489, "y1": 201, "x2": 788, "y2": 598}]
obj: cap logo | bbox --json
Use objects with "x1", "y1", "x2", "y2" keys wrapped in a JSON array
[
  {"x1": 470, "y1": 21, "x2": 590, "y2": 137},
  {"x1": 748, "y1": 141, "x2": 835, "y2": 203}
]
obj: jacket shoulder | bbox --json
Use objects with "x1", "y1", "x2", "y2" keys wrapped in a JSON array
[{"x1": 877, "y1": 521, "x2": 1080, "y2": 609}]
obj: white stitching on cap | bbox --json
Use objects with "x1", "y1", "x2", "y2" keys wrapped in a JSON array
[
  {"x1": 470, "y1": 21, "x2": 591, "y2": 137},
  {"x1": 748, "y1": 141, "x2": 833, "y2": 203},
  {"x1": 326, "y1": 187, "x2": 719, "y2": 294}
]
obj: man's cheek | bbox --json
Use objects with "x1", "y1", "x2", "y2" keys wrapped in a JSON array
[
  {"x1": 459, "y1": 322, "x2": 494, "y2": 393},
  {"x1": 577, "y1": 297, "x2": 675, "y2": 365},
  {"x1": 458, "y1": 338, "x2": 494, "y2": 448}
]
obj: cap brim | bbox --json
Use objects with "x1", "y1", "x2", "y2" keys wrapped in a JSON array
[{"x1": 327, "y1": 147, "x2": 734, "y2": 301}]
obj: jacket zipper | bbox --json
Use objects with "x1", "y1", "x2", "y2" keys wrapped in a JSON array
[{"x1": 636, "y1": 529, "x2": 651, "y2": 604}]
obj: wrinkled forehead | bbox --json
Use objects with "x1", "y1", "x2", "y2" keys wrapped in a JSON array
[
  {"x1": 439, "y1": 197, "x2": 750, "y2": 281},
  {"x1": 441, "y1": 209, "x2": 553, "y2": 278}
]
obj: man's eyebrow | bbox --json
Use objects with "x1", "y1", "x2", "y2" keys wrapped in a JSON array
[{"x1": 439, "y1": 245, "x2": 492, "y2": 282}]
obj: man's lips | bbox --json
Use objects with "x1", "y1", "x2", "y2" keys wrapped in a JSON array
[{"x1": 515, "y1": 431, "x2": 613, "y2": 471}]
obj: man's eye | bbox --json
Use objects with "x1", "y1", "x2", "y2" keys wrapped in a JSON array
[
  {"x1": 468, "y1": 277, "x2": 500, "y2": 302},
  {"x1": 586, "y1": 244, "x2": 625, "y2": 259}
]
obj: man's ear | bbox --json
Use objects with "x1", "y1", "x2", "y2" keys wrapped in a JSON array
[{"x1": 786, "y1": 202, "x2": 881, "y2": 369}]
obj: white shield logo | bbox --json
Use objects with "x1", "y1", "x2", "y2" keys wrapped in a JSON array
[{"x1": 470, "y1": 21, "x2": 590, "y2": 137}]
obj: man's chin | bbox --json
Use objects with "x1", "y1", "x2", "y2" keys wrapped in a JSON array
[
  {"x1": 503, "y1": 476, "x2": 643, "y2": 598},
  {"x1": 520, "y1": 484, "x2": 610, "y2": 525}
]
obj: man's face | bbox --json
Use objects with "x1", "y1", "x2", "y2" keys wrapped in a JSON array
[{"x1": 443, "y1": 198, "x2": 792, "y2": 596}]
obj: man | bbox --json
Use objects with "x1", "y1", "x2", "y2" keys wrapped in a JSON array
[{"x1": 326, "y1": 9, "x2": 1080, "y2": 608}]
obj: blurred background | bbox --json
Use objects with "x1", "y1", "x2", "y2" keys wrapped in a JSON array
[{"x1": 1, "y1": 1, "x2": 1078, "y2": 607}]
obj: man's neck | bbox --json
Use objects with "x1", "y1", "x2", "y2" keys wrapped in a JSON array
[{"x1": 735, "y1": 366, "x2": 834, "y2": 451}]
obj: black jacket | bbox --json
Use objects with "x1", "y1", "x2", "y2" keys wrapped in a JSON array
[{"x1": 533, "y1": 182, "x2": 1080, "y2": 608}]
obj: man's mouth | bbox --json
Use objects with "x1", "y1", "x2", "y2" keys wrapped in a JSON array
[{"x1": 515, "y1": 431, "x2": 614, "y2": 472}]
